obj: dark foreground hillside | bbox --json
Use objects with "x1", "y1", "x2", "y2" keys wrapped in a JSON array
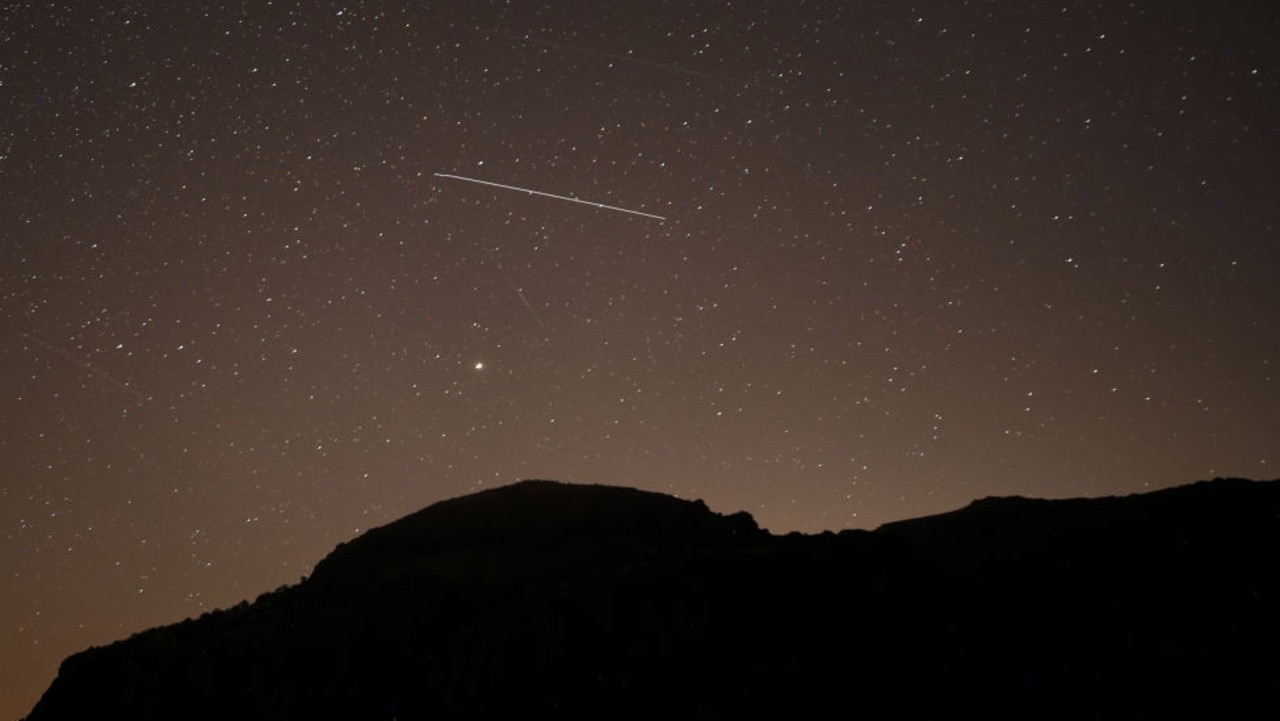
[{"x1": 25, "y1": 478, "x2": 1280, "y2": 719}]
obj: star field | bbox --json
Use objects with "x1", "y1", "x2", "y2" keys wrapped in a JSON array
[{"x1": 3, "y1": 2, "x2": 1278, "y2": 716}]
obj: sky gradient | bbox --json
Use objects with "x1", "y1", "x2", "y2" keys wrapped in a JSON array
[{"x1": 3, "y1": 2, "x2": 1277, "y2": 717}]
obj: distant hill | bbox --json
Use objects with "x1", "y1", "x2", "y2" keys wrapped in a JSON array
[{"x1": 24, "y1": 478, "x2": 1280, "y2": 719}]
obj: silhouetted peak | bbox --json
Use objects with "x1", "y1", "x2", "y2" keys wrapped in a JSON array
[
  {"x1": 307, "y1": 480, "x2": 762, "y2": 587},
  {"x1": 874, "y1": 477, "x2": 1280, "y2": 578},
  {"x1": 24, "y1": 477, "x2": 1280, "y2": 721},
  {"x1": 880, "y1": 476, "x2": 1278, "y2": 533}
]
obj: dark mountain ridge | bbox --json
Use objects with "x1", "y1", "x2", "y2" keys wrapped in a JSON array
[
  {"x1": 24, "y1": 478, "x2": 1280, "y2": 719},
  {"x1": 306, "y1": 480, "x2": 765, "y2": 588}
]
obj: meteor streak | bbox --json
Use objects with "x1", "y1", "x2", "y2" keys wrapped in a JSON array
[
  {"x1": 25, "y1": 333, "x2": 151, "y2": 404},
  {"x1": 434, "y1": 173, "x2": 666, "y2": 221},
  {"x1": 480, "y1": 244, "x2": 546, "y2": 330}
]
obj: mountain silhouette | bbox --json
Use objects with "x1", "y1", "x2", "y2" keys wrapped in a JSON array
[{"x1": 24, "y1": 478, "x2": 1280, "y2": 719}]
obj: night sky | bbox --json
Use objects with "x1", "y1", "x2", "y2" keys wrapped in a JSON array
[{"x1": 3, "y1": 1, "x2": 1278, "y2": 716}]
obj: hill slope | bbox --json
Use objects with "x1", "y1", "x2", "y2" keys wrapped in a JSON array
[{"x1": 25, "y1": 478, "x2": 1280, "y2": 719}]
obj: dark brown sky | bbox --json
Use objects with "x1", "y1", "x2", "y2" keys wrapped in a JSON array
[{"x1": 3, "y1": 1, "x2": 1277, "y2": 717}]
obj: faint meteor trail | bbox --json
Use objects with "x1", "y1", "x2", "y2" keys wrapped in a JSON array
[
  {"x1": 434, "y1": 173, "x2": 666, "y2": 221},
  {"x1": 480, "y1": 244, "x2": 546, "y2": 330},
  {"x1": 25, "y1": 333, "x2": 151, "y2": 404}
]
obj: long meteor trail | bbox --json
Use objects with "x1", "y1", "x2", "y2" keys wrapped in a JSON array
[{"x1": 434, "y1": 173, "x2": 666, "y2": 221}]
